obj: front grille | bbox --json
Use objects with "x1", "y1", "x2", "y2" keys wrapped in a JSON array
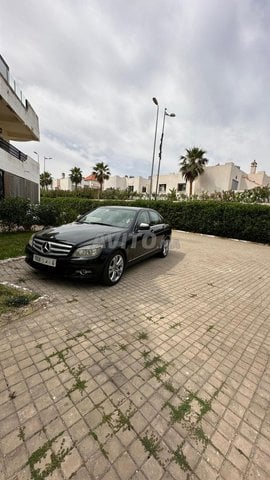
[{"x1": 33, "y1": 238, "x2": 73, "y2": 257}]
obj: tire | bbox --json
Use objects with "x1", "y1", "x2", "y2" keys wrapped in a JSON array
[
  {"x1": 102, "y1": 250, "x2": 125, "y2": 286},
  {"x1": 158, "y1": 237, "x2": 170, "y2": 258}
]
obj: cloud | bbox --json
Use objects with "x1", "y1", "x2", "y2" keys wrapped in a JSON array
[{"x1": 1, "y1": 0, "x2": 270, "y2": 180}]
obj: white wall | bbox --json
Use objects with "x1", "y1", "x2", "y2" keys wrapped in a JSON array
[
  {"x1": 194, "y1": 163, "x2": 246, "y2": 193},
  {"x1": 104, "y1": 175, "x2": 128, "y2": 190},
  {"x1": 0, "y1": 150, "x2": 39, "y2": 184}
]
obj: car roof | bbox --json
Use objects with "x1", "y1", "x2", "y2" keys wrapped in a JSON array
[{"x1": 96, "y1": 205, "x2": 151, "y2": 211}]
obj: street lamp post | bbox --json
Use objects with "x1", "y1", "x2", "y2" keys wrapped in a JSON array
[
  {"x1": 149, "y1": 97, "x2": 159, "y2": 200},
  {"x1": 155, "y1": 108, "x2": 175, "y2": 199},
  {"x1": 43, "y1": 156, "x2": 52, "y2": 173}
]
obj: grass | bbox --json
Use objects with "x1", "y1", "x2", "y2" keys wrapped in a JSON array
[
  {"x1": 0, "y1": 231, "x2": 32, "y2": 260},
  {"x1": 0, "y1": 284, "x2": 39, "y2": 315}
]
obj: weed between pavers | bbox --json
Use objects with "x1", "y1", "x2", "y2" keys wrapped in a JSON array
[
  {"x1": 153, "y1": 362, "x2": 170, "y2": 380},
  {"x1": 169, "y1": 321, "x2": 182, "y2": 329},
  {"x1": 142, "y1": 351, "x2": 170, "y2": 380},
  {"x1": 25, "y1": 432, "x2": 71, "y2": 480},
  {"x1": 99, "y1": 402, "x2": 135, "y2": 434},
  {"x1": 137, "y1": 331, "x2": 148, "y2": 340},
  {"x1": 164, "y1": 381, "x2": 177, "y2": 393},
  {"x1": 39, "y1": 329, "x2": 91, "y2": 398},
  {"x1": 173, "y1": 445, "x2": 191, "y2": 471},
  {"x1": 139, "y1": 342, "x2": 225, "y2": 469},
  {"x1": 29, "y1": 328, "x2": 224, "y2": 477},
  {"x1": 89, "y1": 430, "x2": 109, "y2": 458},
  {"x1": 141, "y1": 432, "x2": 161, "y2": 459},
  {"x1": 97, "y1": 345, "x2": 110, "y2": 353},
  {"x1": 88, "y1": 402, "x2": 136, "y2": 459},
  {"x1": 18, "y1": 426, "x2": 25, "y2": 441},
  {"x1": 66, "y1": 329, "x2": 91, "y2": 341}
]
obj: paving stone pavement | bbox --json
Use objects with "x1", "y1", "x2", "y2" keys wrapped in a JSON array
[{"x1": 0, "y1": 230, "x2": 269, "y2": 480}]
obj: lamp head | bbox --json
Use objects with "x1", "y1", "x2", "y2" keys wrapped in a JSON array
[{"x1": 152, "y1": 97, "x2": 158, "y2": 106}]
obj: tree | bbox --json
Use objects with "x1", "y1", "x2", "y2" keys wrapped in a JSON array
[
  {"x1": 92, "y1": 162, "x2": 111, "y2": 198},
  {"x1": 69, "y1": 166, "x2": 83, "y2": 190},
  {"x1": 40, "y1": 171, "x2": 53, "y2": 190},
  {"x1": 167, "y1": 187, "x2": 177, "y2": 201},
  {"x1": 179, "y1": 147, "x2": 208, "y2": 196}
]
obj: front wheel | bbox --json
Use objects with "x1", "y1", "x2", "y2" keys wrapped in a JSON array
[
  {"x1": 158, "y1": 237, "x2": 170, "y2": 258},
  {"x1": 102, "y1": 251, "x2": 125, "y2": 286}
]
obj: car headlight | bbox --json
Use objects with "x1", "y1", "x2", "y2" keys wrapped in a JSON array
[
  {"x1": 28, "y1": 234, "x2": 35, "y2": 247},
  {"x1": 72, "y1": 244, "x2": 103, "y2": 258}
]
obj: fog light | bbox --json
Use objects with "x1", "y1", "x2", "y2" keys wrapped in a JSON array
[{"x1": 78, "y1": 269, "x2": 92, "y2": 276}]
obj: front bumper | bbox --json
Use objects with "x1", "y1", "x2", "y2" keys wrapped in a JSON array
[{"x1": 25, "y1": 245, "x2": 106, "y2": 279}]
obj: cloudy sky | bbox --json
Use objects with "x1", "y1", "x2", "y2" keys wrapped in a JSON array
[{"x1": 1, "y1": 0, "x2": 270, "y2": 179}]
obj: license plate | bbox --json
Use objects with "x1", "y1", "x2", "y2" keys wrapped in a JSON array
[{"x1": 33, "y1": 254, "x2": 56, "y2": 267}]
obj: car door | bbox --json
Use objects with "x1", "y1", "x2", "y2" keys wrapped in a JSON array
[
  {"x1": 128, "y1": 210, "x2": 151, "y2": 261},
  {"x1": 148, "y1": 210, "x2": 166, "y2": 251}
]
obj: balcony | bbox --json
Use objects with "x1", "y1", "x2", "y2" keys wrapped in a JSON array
[
  {"x1": 0, "y1": 136, "x2": 27, "y2": 162},
  {"x1": 0, "y1": 55, "x2": 39, "y2": 141}
]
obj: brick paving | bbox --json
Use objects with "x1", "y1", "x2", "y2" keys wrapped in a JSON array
[{"x1": 0, "y1": 230, "x2": 269, "y2": 480}]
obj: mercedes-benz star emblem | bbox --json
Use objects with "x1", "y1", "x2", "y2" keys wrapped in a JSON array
[{"x1": 42, "y1": 242, "x2": 51, "y2": 254}]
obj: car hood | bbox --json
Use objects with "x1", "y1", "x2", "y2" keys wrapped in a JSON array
[{"x1": 35, "y1": 222, "x2": 126, "y2": 245}]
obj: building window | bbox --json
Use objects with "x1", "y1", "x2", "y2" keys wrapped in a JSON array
[
  {"x1": 231, "y1": 179, "x2": 239, "y2": 191},
  {"x1": 177, "y1": 183, "x2": 186, "y2": 192},
  {"x1": 159, "y1": 184, "x2": 166, "y2": 193},
  {"x1": 128, "y1": 185, "x2": 134, "y2": 192},
  {"x1": 142, "y1": 186, "x2": 146, "y2": 193}
]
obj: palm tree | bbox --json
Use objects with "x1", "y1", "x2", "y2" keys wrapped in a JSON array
[
  {"x1": 40, "y1": 171, "x2": 53, "y2": 190},
  {"x1": 179, "y1": 147, "x2": 208, "y2": 196},
  {"x1": 69, "y1": 166, "x2": 83, "y2": 190},
  {"x1": 92, "y1": 162, "x2": 111, "y2": 198}
]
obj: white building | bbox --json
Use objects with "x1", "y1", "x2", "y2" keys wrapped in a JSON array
[
  {"x1": 52, "y1": 173, "x2": 100, "y2": 190},
  {"x1": 53, "y1": 160, "x2": 270, "y2": 196},
  {"x1": 104, "y1": 175, "x2": 148, "y2": 194},
  {"x1": 103, "y1": 161, "x2": 270, "y2": 196},
  {"x1": 0, "y1": 55, "x2": 40, "y2": 201}
]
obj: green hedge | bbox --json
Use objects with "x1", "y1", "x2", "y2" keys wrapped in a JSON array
[
  {"x1": 0, "y1": 197, "x2": 269, "y2": 243},
  {"x1": 40, "y1": 198, "x2": 270, "y2": 244}
]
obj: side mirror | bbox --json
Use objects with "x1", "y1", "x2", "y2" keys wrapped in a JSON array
[{"x1": 138, "y1": 222, "x2": 150, "y2": 230}]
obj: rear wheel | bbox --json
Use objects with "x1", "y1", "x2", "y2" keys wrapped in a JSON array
[
  {"x1": 158, "y1": 237, "x2": 170, "y2": 257},
  {"x1": 102, "y1": 251, "x2": 125, "y2": 286}
]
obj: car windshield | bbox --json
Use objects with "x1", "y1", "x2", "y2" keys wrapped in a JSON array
[{"x1": 78, "y1": 208, "x2": 137, "y2": 228}]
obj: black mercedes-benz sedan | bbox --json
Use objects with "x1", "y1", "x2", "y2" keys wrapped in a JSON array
[{"x1": 25, "y1": 206, "x2": 171, "y2": 286}]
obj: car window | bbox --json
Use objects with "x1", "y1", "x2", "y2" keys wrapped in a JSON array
[
  {"x1": 136, "y1": 211, "x2": 149, "y2": 227},
  {"x1": 79, "y1": 208, "x2": 136, "y2": 228},
  {"x1": 149, "y1": 210, "x2": 163, "y2": 226}
]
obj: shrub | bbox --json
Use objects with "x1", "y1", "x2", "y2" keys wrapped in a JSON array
[
  {"x1": 35, "y1": 203, "x2": 62, "y2": 227},
  {"x1": 0, "y1": 197, "x2": 35, "y2": 231},
  {"x1": 1, "y1": 196, "x2": 269, "y2": 243},
  {"x1": 40, "y1": 198, "x2": 270, "y2": 243},
  {"x1": 41, "y1": 188, "x2": 98, "y2": 199}
]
